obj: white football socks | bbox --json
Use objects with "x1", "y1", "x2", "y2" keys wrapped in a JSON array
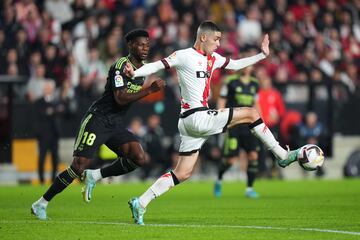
[
  {"x1": 36, "y1": 197, "x2": 49, "y2": 208},
  {"x1": 139, "y1": 172, "x2": 175, "y2": 208},
  {"x1": 250, "y1": 122, "x2": 287, "y2": 160},
  {"x1": 90, "y1": 169, "x2": 103, "y2": 182}
]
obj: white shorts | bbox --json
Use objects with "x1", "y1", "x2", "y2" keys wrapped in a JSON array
[{"x1": 177, "y1": 108, "x2": 233, "y2": 154}]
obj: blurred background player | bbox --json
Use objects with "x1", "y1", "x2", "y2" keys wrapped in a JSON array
[
  {"x1": 31, "y1": 29, "x2": 165, "y2": 220},
  {"x1": 214, "y1": 64, "x2": 261, "y2": 198}
]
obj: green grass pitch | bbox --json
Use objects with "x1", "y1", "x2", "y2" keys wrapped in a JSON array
[{"x1": 1, "y1": 179, "x2": 360, "y2": 240}]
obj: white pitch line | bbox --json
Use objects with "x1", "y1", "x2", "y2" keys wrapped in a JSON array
[{"x1": 2, "y1": 219, "x2": 360, "y2": 236}]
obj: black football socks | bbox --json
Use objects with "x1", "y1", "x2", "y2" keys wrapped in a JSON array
[
  {"x1": 43, "y1": 166, "x2": 80, "y2": 201},
  {"x1": 100, "y1": 157, "x2": 139, "y2": 178}
]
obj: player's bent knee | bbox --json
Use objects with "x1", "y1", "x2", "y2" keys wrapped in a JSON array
[
  {"x1": 71, "y1": 156, "x2": 91, "y2": 175},
  {"x1": 247, "y1": 107, "x2": 260, "y2": 122},
  {"x1": 132, "y1": 151, "x2": 146, "y2": 166},
  {"x1": 173, "y1": 170, "x2": 192, "y2": 182},
  {"x1": 231, "y1": 107, "x2": 260, "y2": 125}
]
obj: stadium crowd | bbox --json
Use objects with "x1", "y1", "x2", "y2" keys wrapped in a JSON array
[{"x1": 0, "y1": 0, "x2": 359, "y2": 178}]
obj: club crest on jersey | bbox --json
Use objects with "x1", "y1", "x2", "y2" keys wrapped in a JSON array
[
  {"x1": 208, "y1": 60, "x2": 213, "y2": 68},
  {"x1": 114, "y1": 75, "x2": 124, "y2": 87}
]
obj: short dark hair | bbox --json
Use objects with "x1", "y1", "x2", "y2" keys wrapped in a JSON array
[
  {"x1": 125, "y1": 29, "x2": 149, "y2": 43},
  {"x1": 198, "y1": 21, "x2": 221, "y2": 33}
]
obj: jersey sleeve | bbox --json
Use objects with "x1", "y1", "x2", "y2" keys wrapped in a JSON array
[
  {"x1": 161, "y1": 51, "x2": 182, "y2": 69},
  {"x1": 213, "y1": 52, "x2": 230, "y2": 70},
  {"x1": 109, "y1": 63, "x2": 129, "y2": 90},
  {"x1": 225, "y1": 53, "x2": 266, "y2": 70}
]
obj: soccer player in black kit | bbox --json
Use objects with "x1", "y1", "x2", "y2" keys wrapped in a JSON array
[
  {"x1": 214, "y1": 64, "x2": 261, "y2": 199},
  {"x1": 31, "y1": 29, "x2": 165, "y2": 220}
]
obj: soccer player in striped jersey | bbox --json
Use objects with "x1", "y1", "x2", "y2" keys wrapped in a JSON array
[
  {"x1": 31, "y1": 29, "x2": 165, "y2": 220},
  {"x1": 124, "y1": 21, "x2": 300, "y2": 225}
]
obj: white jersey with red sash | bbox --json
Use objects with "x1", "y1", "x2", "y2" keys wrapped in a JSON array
[{"x1": 161, "y1": 47, "x2": 230, "y2": 113}]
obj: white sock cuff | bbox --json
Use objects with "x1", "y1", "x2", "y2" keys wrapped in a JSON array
[{"x1": 92, "y1": 169, "x2": 103, "y2": 182}]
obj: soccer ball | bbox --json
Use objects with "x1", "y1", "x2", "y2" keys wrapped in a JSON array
[{"x1": 297, "y1": 144, "x2": 325, "y2": 171}]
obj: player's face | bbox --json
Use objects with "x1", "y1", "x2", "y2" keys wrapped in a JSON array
[
  {"x1": 204, "y1": 31, "x2": 221, "y2": 55},
  {"x1": 130, "y1": 37, "x2": 150, "y2": 60}
]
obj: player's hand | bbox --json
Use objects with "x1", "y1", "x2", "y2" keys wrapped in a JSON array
[
  {"x1": 261, "y1": 34, "x2": 270, "y2": 57},
  {"x1": 124, "y1": 62, "x2": 135, "y2": 77},
  {"x1": 149, "y1": 78, "x2": 165, "y2": 93}
]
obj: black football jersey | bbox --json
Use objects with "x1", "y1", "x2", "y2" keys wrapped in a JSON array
[
  {"x1": 220, "y1": 74, "x2": 259, "y2": 108},
  {"x1": 88, "y1": 56, "x2": 145, "y2": 118}
]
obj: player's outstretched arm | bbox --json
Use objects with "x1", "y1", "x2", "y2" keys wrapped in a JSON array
[
  {"x1": 225, "y1": 34, "x2": 270, "y2": 71},
  {"x1": 114, "y1": 78, "x2": 165, "y2": 106},
  {"x1": 124, "y1": 61, "x2": 165, "y2": 78}
]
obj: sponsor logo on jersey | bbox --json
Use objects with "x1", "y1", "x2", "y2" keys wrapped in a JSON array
[
  {"x1": 196, "y1": 71, "x2": 211, "y2": 78},
  {"x1": 114, "y1": 75, "x2": 124, "y2": 87}
]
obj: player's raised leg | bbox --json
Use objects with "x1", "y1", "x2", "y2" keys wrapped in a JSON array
[
  {"x1": 227, "y1": 107, "x2": 300, "y2": 167},
  {"x1": 129, "y1": 152, "x2": 198, "y2": 225}
]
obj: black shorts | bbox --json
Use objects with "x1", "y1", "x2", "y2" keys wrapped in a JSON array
[
  {"x1": 73, "y1": 113, "x2": 138, "y2": 159},
  {"x1": 223, "y1": 124, "x2": 259, "y2": 157}
]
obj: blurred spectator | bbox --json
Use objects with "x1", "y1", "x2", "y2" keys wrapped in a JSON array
[
  {"x1": 257, "y1": 67, "x2": 286, "y2": 129},
  {"x1": 261, "y1": 8, "x2": 276, "y2": 33},
  {"x1": 128, "y1": 117, "x2": 148, "y2": 179},
  {"x1": 97, "y1": 11, "x2": 112, "y2": 39},
  {"x1": 298, "y1": 11, "x2": 317, "y2": 39},
  {"x1": 4, "y1": 49, "x2": 28, "y2": 76},
  {"x1": 20, "y1": 5, "x2": 42, "y2": 44},
  {"x1": 297, "y1": 111, "x2": 324, "y2": 147},
  {"x1": 73, "y1": 13, "x2": 99, "y2": 42},
  {"x1": 41, "y1": 10, "x2": 61, "y2": 45},
  {"x1": 45, "y1": 0, "x2": 74, "y2": 24},
  {"x1": 319, "y1": 49, "x2": 336, "y2": 78},
  {"x1": 86, "y1": 46, "x2": 107, "y2": 93},
  {"x1": 33, "y1": 80, "x2": 62, "y2": 184},
  {"x1": 157, "y1": 0, "x2": 175, "y2": 24},
  {"x1": 2, "y1": 5, "x2": 21, "y2": 42},
  {"x1": 142, "y1": 114, "x2": 169, "y2": 180},
  {"x1": 26, "y1": 64, "x2": 48, "y2": 102},
  {"x1": 73, "y1": 74, "x2": 100, "y2": 119},
  {"x1": 0, "y1": 29, "x2": 7, "y2": 72},
  {"x1": 277, "y1": 49, "x2": 297, "y2": 81},
  {"x1": 58, "y1": 29, "x2": 73, "y2": 58},
  {"x1": 64, "y1": 54, "x2": 80, "y2": 88},
  {"x1": 237, "y1": 5, "x2": 262, "y2": 47},
  {"x1": 295, "y1": 111, "x2": 326, "y2": 177},
  {"x1": 43, "y1": 43, "x2": 64, "y2": 85},
  {"x1": 14, "y1": 28, "x2": 30, "y2": 73},
  {"x1": 15, "y1": 0, "x2": 39, "y2": 22},
  {"x1": 210, "y1": 0, "x2": 234, "y2": 27},
  {"x1": 28, "y1": 51, "x2": 42, "y2": 77}
]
